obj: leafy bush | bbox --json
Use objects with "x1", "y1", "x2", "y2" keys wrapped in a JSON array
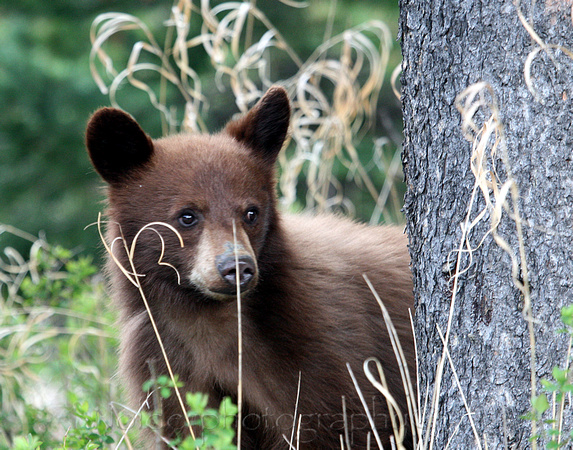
[
  {"x1": 0, "y1": 225, "x2": 117, "y2": 448},
  {"x1": 528, "y1": 304, "x2": 573, "y2": 448},
  {"x1": 60, "y1": 393, "x2": 115, "y2": 449},
  {"x1": 0, "y1": 225, "x2": 239, "y2": 449},
  {"x1": 140, "y1": 375, "x2": 238, "y2": 450}
]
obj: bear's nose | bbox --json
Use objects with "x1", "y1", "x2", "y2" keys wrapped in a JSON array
[{"x1": 217, "y1": 255, "x2": 256, "y2": 288}]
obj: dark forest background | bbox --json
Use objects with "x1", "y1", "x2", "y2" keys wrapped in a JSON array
[
  {"x1": 0, "y1": 3, "x2": 404, "y2": 445},
  {"x1": 0, "y1": 0, "x2": 401, "y2": 259}
]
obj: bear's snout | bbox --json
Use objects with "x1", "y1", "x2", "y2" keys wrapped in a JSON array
[
  {"x1": 216, "y1": 254, "x2": 256, "y2": 289},
  {"x1": 190, "y1": 231, "x2": 259, "y2": 298}
]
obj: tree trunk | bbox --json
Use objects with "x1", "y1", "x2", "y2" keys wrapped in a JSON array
[{"x1": 400, "y1": 0, "x2": 573, "y2": 448}]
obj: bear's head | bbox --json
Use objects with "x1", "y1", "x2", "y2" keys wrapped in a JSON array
[{"x1": 86, "y1": 86, "x2": 290, "y2": 301}]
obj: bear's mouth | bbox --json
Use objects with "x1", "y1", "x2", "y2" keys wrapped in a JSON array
[{"x1": 198, "y1": 285, "x2": 254, "y2": 302}]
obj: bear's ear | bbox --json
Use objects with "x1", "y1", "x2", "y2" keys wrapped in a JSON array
[
  {"x1": 86, "y1": 108, "x2": 154, "y2": 184},
  {"x1": 225, "y1": 86, "x2": 291, "y2": 165}
]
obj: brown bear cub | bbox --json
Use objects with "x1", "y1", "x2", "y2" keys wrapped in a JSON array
[{"x1": 86, "y1": 86, "x2": 415, "y2": 449}]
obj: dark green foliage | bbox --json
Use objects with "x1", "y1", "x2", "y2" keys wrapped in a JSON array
[
  {"x1": 0, "y1": 1, "x2": 180, "y2": 255},
  {"x1": 1, "y1": 1, "x2": 401, "y2": 447},
  {"x1": 1, "y1": 0, "x2": 401, "y2": 258},
  {"x1": 182, "y1": 394, "x2": 238, "y2": 450},
  {"x1": 140, "y1": 376, "x2": 239, "y2": 449},
  {"x1": 527, "y1": 304, "x2": 573, "y2": 448},
  {"x1": 60, "y1": 393, "x2": 115, "y2": 449}
]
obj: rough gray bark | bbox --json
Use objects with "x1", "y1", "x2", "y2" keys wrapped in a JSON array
[{"x1": 400, "y1": 0, "x2": 573, "y2": 448}]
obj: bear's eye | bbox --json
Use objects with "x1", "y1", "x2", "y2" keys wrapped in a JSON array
[
  {"x1": 244, "y1": 207, "x2": 258, "y2": 225},
  {"x1": 178, "y1": 210, "x2": 198, "y2": 227}
]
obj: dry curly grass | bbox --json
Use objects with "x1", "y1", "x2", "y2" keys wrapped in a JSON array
[{"x1": 90, "y1": 0, "x2": 402, "y2": 224}]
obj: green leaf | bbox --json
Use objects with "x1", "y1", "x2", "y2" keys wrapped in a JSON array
[
  {"x1": 540, "y1": 379, "x2": 559, "y2": 392},
  {"x1": 77, "y1": 401, "x2": 90, "y2": 415},
  {"x1": 531, "y1": 394, "x2": 550, "y2": 415},
  {"x1": 140, "y1": 410, "x2": 151, "y2": 428},
  {"x1": 142, "y1": 379, "x2": 154, "y2": 392},
  {"x1": 219, "y1": 397, "x2": 238, "y2": 418},
  {"x1": 186, "y1": 392, "x2": 209, "y2": 413},
  {"x1": 552, "y1": 367, "x2": 568, "y2": 385},
  {"x1": 561, "y1": 304, "x2": 573, "y2": 328},
  {"x1": 159, "y1": 386, "x2": 171, "y2": 398},
  {"x1": 13, "y1": 434, "x2": 43, "y2": 450}
]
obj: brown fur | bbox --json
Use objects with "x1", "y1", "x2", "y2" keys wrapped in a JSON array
[{"x1": 86, "y1": 87, "x2": 415, "y2": 449}]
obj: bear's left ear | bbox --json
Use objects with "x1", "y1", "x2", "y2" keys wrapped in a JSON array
[{"x1": 225, "y1": 86, "x2": 291, "y2": 165}]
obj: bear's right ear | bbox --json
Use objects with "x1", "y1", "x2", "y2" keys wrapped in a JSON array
[{"x1": 86, "y1": 108, "x2": 154, "y2": 185}]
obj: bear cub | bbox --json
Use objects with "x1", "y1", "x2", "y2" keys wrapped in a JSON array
[{"x1": 86, "y1": 86, "x2": 415, "y2": 449}]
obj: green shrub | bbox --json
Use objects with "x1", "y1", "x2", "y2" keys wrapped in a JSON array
[
  {"x1": 0, "y1": 227, "x2": 117, "y2": 448},
  {"x1": 529, "y1": 304, "x2": 573, "y2": 448}
]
